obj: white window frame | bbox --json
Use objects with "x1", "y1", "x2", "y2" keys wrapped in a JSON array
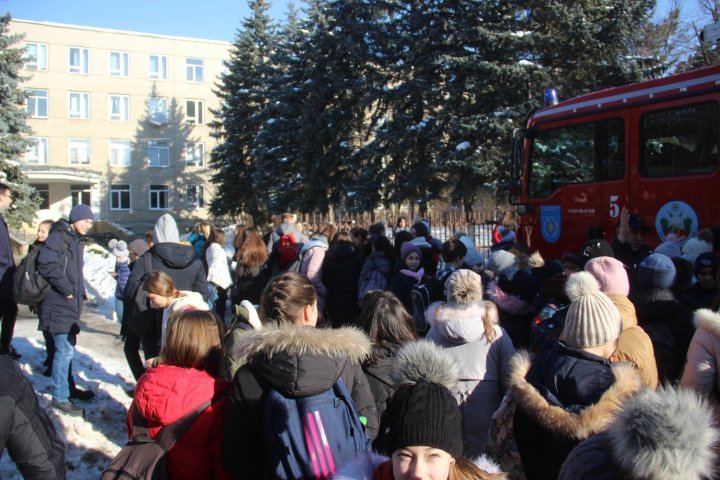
[
  {"x1": 69, "y1": 138, "x2": 91, "y2": 165},
  {"x1": 148, "y1": 97, "x2": 168, "y2": 125},
  {"x1": 68, "y1": 91, "x2": 90, "y2": 119},
  {"x1": 148, "y1": 140, "x2": 170, "y2": 167},
  {"x1": 109, "y1": 95, "x2": 130, "y2": 121},
  {"x1": 149, "y1": 184, "x2": 169, "y2": 210},
  {"x1": 109, "y1": 139, "x2": 132, "y2": 166},
  {"x1": 109, "y1": 184, "x2": 131, "y2": 211},
  {"x1": 185, "y1": 99, "x2": 205, "y2": 124},
  {"x1": 26, "y1": 89, "x2": 48, "y2": 118},
  {"x1": 109, "y1": 50, "x2": 129, "y2": 77},
  {"x1": 149, "y1": 54, "x2": 168, "y2": 80},
  {"x1": 185, "y1": 184, "x2": 205, "y2": 210},
  {"x1": 25, "y1": 42, "x2": 48, "y2": 71},
  {"x1": 185, "y1": 142, "x2": 205, "y2": 167},
  {"x1": 68, "y1": 46, "x2": 89, "y2": 74},
  {"x1": 185, "y1": 57, "x2": 204, "y2": 82},
  {"x1": 25, "y1": 137, "x2": 49, "y2": 164}
]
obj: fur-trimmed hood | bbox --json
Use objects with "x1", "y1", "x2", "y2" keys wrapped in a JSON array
[
  {"x1": 233, "y1": 324, "x2": 371, "y2": 396},
  {"x1": 694, "y1": 308, "x2": 720, "y2": 339},
  {"x1": 607, "y1": 294, "x2": 638, "y2": 330},
  {"x1": 486, "y1": 281, "x2": 535, "y2": 315},
  {"x1": 426, "y1": 300, "x2": 489, "y2": 344},
  {"x1": 508, "y1": 351, "x2": 643, "y2": 441}
]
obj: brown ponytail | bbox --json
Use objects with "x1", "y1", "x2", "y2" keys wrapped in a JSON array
[
  {"x1": 259, "y1": 272, "x2": 317, "y2": 325},
  {"x1": 142, "y1": 271, "x2": 178, "y2": 298}
]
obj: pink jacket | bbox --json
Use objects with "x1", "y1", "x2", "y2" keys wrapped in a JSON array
[{"x1": 681, "y1": 308, "x2": 720, "y2": 397}]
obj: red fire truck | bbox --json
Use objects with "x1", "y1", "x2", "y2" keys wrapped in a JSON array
[{"x1": 509, "y1": 65, "x2": 720, "y2": 259}]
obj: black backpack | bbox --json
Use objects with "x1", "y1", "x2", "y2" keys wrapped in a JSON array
[
  {"x1": 410, "y1": 274, "x2": 444, "y2": 336},
  {"x1": 13, "y1": 232, "x2": 69, "y2": 306},
  {"x1": 101, "y1": 392, "x2": 225, "y2": 480}
]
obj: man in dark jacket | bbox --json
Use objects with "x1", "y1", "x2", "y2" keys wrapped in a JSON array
[
  {"x1": 0, "y1": 183, "x2": 18, "y2": 359},
  {"x1": 0, "y1": 355, "x2": 66, "y2": 479},
  {"x1": 612, "y1": 207, "x2": 651, "y2": 297},
  {"x1": 37, "y1": 204, "x2": 94, "y2": 417},
  {"x1": 123, "y1": 214, "x2": 207, "y2": 379}
]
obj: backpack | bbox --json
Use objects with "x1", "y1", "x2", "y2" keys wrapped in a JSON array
[
  {"x1": 126, "y1": 255, "x2": 159, "y2": 340},
  {"x1": 410, "y1": 275, "x2": 443, "y2": 337},
  {"x1": 264, "y1": 378, "x2": 371, "y2": 480},
  {"x1": 358, "y1": 267, "x2": 388, "y2": 303},
  {"x1": 101, "y1": 392, "x2": 224, "y2": 480},
  {"x1": 529, "y1": 302, "x2": 569, "y2": 354},
  {"x1": 13, "y1": 232, "x2": 69, "y2": 306},
  {"x1": 277, "y1": 233, "x2": 301, "y2": 270}
]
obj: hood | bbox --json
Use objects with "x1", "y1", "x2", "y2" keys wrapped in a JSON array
[
  {"x1": 234, "y1": 324, "x2": 370, "y2": 396},
  {"x1": 486, "y1": 281, "x2": 534, "y2": 315},
  {"x1": 149, "y1": 242, "x2": 198, "y2": 269},
  {"x1": 134, "y1": 364, "x2": 226, "y2": 424},
  {"x1": 50, "y1": 218, "x2": 81, "y2": 239},
  {"x1": 427, "y1": 301, "x2": 487, "y2": 344},
  {"x1": 327, "y1": 241, "x2": 357, "y2": 260},
  {"x1": 277, "y1": 222, "x2": 297, "y2": 236},
  {"x1": 607, "y1": 294, "x2": 637, "y2": 330},
  {"x1": 609, "y1": 387, "x2": 718, "y2": 480},
  {"x1": 167, "y1": 291, "x2": 207, "y2": 314},
  {"x1": 300, "y1": 235, "x2": 328, "y2": 253},
  {"x1": 508, "y1": 351, "x2": 643, "y2": 441},
  {"x1": 410, "y1": 236, "x2": 432, "y2": 249},
  {"x1": 694, "y1": 308, "x2": 720, "y2": 339},
  {"x1": 152, "y1": 214, "x2": 179, "y2": 244}
]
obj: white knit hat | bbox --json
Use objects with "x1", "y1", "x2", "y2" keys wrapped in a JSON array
[
  {"x1": 487, "y1": 250, "x2": 517, "y2": 277},
  {"x1": 560, "y1": 272, "x2": 622, "y2": 349}
]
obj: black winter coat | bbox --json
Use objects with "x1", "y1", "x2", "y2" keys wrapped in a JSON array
[
  {"x1": 322, "y1": 242, "x2": 362, "y2": 327},
  {"x1": 0, "y1": 356, "x2": 65, "y2": 479},
  {"x1": 37, "y1": 220, "x2": 85, "y2": 334},
  {"x1": 232, "y1": 261, "x2": 269, "y2": 306},
  {"x1": 221, "y1": 324, "x2": 378, "y2": 479},
  {"x1": 363, "y1": 344, "x2": 402, "y2": 421},
  {"x1": 388, "y1": 272, "x2": 418, "y2": 314},
  {"x1": 0, "y1": 214, "x2": 14, "y2": 300}
]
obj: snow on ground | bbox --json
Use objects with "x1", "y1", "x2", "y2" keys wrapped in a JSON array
[{"x1": 0, "y1": 304, "x2": 134, "y2": 479}]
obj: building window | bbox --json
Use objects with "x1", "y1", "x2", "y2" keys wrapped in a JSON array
[
  {"x1": 25, "y1": 42, "x2": 48, "y2": 71},
  {"x1": 71, "y1": 185, "x2": 91, "y2": 206},
  {"x1": 149, "y1": 54, "x2": 167, "y2": 80},
  {"x1": 148, "y1": 97, "x2": 167, "y2": 125},
  {"x1": 69, "y1": 47, "x2": 89, "y2": 74},
  {"x1": 109, "y1": 95, "x2": 129, "y2": 121},
  {"x1": 185, "y1": 184, "x2": 205, "y2": 209},
  {"x1": 33, "y1": 184, "x2": 50, "y2": 209},
  {"x1": 110, "y1": 184, "x2": 131, "y2": 210},
  {"x1": 69, "y1": 92, "x2": 90, "y2": 119},
  {"x1": 26, "y1": 137, "x2": 49, "y2": 164},
  {"x1": 69, "y1": 138, "x2": 91, "y2": 165},
  {"x1": 109, "y1": 140, "x2": 132, "y2": 166},
  {"x1": 185, "y1": 142, "x2": 205, "y2": 166},
  {"x1": 185, "y1": 99, "x2": 204, "y2": 124},
  {"x1": 148, "y1": 140, "x2": 169, "y2": 167},
  {"x1": 149, "y1": 184, "x2": 169, "y2": 210},
  {"x1": 186, "y1": 57, "x2": 204, "y2": 82},
  {"x1": 26, "y1": 89, "x2": 48, "y2": 118},
  {"x1": 109, "y1": 51, "x2": 129, "y2": 77}
]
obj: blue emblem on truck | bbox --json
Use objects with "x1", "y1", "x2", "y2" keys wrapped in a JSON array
[{"x1": 541, "y1": 205, "x2": 562, "y2": 244}]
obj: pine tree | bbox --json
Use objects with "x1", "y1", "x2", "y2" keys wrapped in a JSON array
[
  {"x1": 209, "y1": 0, "x2": 276, "y2": 223},
  {"x1": 0, "y1": 14, "x2": 40, "y2": 227}
]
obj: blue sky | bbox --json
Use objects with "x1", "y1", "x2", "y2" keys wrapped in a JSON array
[{"x1": 1, "y1": 0, "x2": 706, "y2": 43}]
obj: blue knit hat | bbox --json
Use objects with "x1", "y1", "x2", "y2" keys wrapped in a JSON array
[
  {"x1": 69, "y1": 204, "x2": 94, "y2": 223},
  {"x1": 638, "y1": 253, "x2": 676, "y2": 290}
]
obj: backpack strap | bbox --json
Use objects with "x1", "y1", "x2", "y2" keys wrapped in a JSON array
[
  {"x1": 133, "y1": 389, "x2": 228, "y2": 451},
  {"x1": 142, "y1": 253, "x2": 153, "y2": 274}
]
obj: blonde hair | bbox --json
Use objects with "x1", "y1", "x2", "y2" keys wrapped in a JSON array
[
  {"x1": 450, "y1": 457, "x2": 506, "y2": 479},
  {"x1": 161, "y1": 310, "x2": 224, "y2": 377},
  {"x1": 142, "y1": 271, "x2": 179, "y2": 298}
]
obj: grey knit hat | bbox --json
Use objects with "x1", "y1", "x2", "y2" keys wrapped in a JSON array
[{"x1": 560, "y1": 271, "x2": 622, "y2": 349}]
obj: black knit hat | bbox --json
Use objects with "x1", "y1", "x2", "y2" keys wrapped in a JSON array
[{"x1": 377, "y1": 380, "x2": 463, "y2": 458}]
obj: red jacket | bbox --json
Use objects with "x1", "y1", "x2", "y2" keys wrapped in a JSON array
[{"x1": 127, "y1": 364, "x2": 230, "y2": 480}]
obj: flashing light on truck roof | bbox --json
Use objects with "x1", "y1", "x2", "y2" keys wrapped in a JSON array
[{"x1": 544, "y1": 88, "x2": 558, "y2": 107}]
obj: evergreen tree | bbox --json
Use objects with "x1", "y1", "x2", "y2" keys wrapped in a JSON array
[
  {"x1": 209, "y1": 0, "x2": 275, "y2": 222},
  {"x1": 0, "y1": 14, "x2": 40, "y2": 227}
]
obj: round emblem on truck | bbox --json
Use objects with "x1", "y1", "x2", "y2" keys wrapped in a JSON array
[{"x1": 655, "y1": 201, "x2": 698, "y2": 247}]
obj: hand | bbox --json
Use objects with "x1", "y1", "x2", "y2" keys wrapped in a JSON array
[
  {"x1": 618, "y1": 206, "x2": 630, "y2": 244},
  {"x1": 66, "y1": 294, "x2": 73, "y2": 300}
]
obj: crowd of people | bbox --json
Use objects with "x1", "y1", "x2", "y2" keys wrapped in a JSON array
[{"x1": 2, "y1": 192, "x2": 720, "y2": 479}]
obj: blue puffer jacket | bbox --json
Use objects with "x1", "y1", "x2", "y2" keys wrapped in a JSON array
[
  {"x1": 37, "y1": 220, "x2": 85, "y2": 334},
  {"x1": 115, "y1": 261, "x2": 131, "y2": 299}
]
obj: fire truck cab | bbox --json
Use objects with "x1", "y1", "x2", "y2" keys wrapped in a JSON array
[{"x1": 510, "y1": 65, "x2": 720, "y2": 259}]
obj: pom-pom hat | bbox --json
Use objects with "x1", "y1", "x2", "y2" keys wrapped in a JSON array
[
  {"x1": 584, "y1": 256, "x2": 630, "y2": 296},
  {"x1": 560, "y1": 271, "x2": 622, "y2": 349}
]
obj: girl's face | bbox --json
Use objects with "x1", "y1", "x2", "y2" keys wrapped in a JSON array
[
  {"x1": 392, "y1": 446, "x2": 453, "y2": 480},
  {"x1": 147, "y1": 293, "x2": 171, "y2": 308},
  {"x1": 36, "y1": 224, "x2": 50, "y2": 243},
  {"x1": 405, "y1": 252, "x2": 421, "y2": 271}
]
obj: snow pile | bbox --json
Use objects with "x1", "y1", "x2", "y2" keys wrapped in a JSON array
[{"x1": 82, "y1": 244, "x2": 117, "y2": 321}]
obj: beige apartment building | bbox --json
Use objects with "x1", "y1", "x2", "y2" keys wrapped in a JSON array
[{"x1": 10, "y1": 19, "x2": 232, "y2": 234}]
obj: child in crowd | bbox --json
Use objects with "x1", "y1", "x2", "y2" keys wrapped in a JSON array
[
  {"x1": 389, "y1": 242, "x2": 424, "y2": 313},
  {"x1": 435, "y1": 238, "x2": 467, "y2": 282},
  {"x1": 32, "y1": 220, "x2": 54, "y2": 375},
  {"x1": 203, "y1": 226, "x2": 233, "y2": 321},
  {"x1": 108, "y1": 239, "x2": 130, "y2": 324},
  {"x1": 127, "y1": 309, "x2": 230, "y2": 480}
]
